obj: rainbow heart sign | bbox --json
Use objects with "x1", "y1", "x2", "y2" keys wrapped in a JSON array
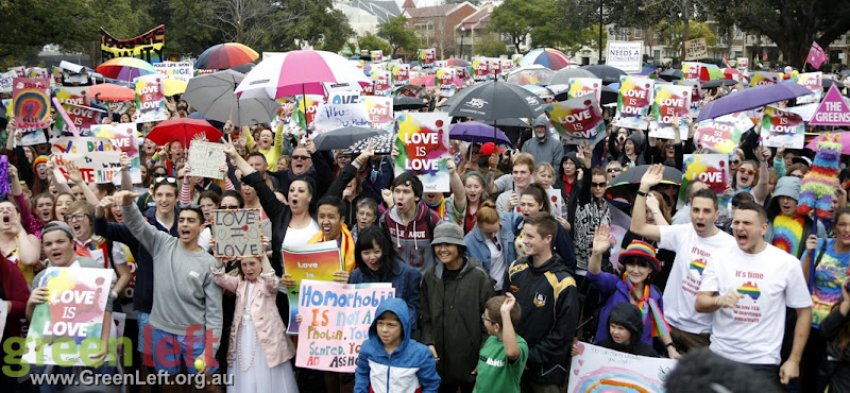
[
  {"x1": 361, "y1": 96, "x2": 394, "y2": 132},
  {"x1": 394, "y1": 112, "x2": 451, "y2": 192},
  {"x1": 371, "y1": 69, "x2": 392, "y2": 96},
  {"x1": 616, "y1": 75, "x2": 654, "y2": 130},
  {"x1": 544, "y1": 95, "x2": 606, "y2": 145},
  {"x1": 472, "y1": 57, "x2": 490, "y2": 81},
  {"x1": 418, "y1": 49, "x2": 436, "y2": 68},
  {"x1": 391, "y1": 64, "x2": 410, "y2": 86},
  {"x1": 694, "y1": 112, "x2": 754, "y2": 154},
  {"x1": 436, "y1": 68, "x2": 456, "y2": 89},
  {"x1": 12, "y1": 77, "x2": 51, "y2": 131},
  {"x1": 759, "y1": 105, "x2": 805, "y2": 148},
  {"x1": 796, "y1": 72, "x2": 823, "y2": 104},
  {"x1": 134, "y1": 75, "x2": 167, "y2": 123},
  {"x1": 567, "y1": 77, "x2": 602, "y2": 104},
  {"x1": 650, "y1": 84, "x2": 692, "y2": 140},
  {"x1": 681, "y1": 154, "x2": 731, "y2": 217},
  {"x1": 749, "y1": 71, "x2": 780, "y2": 87},
  {"x1": 568, "y1": 342, "x2": 675, "y2": 393}
]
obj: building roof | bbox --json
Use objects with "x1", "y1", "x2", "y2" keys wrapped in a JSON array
[
  {"x1": 457, "y1": 3, "x2": 493, "y2": 30},
  {"x1": 406, "y1": 2, "x2": 475, "y2": 19},
  {"x1": 402, "y1": 0, "x2": 416, "y2": 10}
]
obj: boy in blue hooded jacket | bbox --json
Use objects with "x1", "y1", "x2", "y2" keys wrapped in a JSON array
[{"x1": 355, "y1": 297, "x2": 441, "y2": 393}]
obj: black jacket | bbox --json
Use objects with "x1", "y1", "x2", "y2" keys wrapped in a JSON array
[
  {"x1": 600, "y1": 302, "x2": 659, "y2": 357},
  {"x1": 506, "y1": 254, "x2": 579, "y2": 386}
]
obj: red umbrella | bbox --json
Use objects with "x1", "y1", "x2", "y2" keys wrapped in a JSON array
[
  {"x1": 146, "y1": 118, "x2": 222, "y2": 147},
  {"x1": 88, "y1": 83, "x2": 135, "y2": 101}
]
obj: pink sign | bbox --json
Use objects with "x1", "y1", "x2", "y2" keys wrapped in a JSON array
[{"x1": 810, "y1": 84, "x2": 850, "y2": 126}]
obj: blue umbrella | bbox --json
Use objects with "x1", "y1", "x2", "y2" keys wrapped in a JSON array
[
  {"x1": 449, "y1": 121, "x2": 512, "y2": 146},
  {"x1": 697, "y1": 83, "x2": 815, "y2": 122}
]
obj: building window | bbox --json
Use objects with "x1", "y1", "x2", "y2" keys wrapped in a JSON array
[{"x1": 634, "y1": 28, "x2": 642, "y2": 39}]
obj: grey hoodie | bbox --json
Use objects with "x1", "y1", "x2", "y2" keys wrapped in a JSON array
[{"x1": 122, "y1": 204, "x2": 223, "y2": 352}]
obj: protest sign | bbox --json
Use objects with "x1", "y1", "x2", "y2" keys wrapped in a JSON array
[
  {"x1": 134, "y1": 75, "x2": 167, "y2": 122},
  {"x1": 394, "y1": 112, "x2": 452, "y2": 192},
  {"x1": 53, "y1": 86, "x2": 89, "y2": 106},
  {"x1": 759, "y1": 106, "x2": 805, "y2": 148},
  {"x1": 436, "y1": 68, "x2": 456, "y2": 89},
  {"x1": 0, "y1": 301, "x2": 7, "y2": 342},
  {"x1": 313, "y1": 102, "x2": 371, "y2": 134},
  {"x1": 391, "y1": 64, "x2": 410, "y2": 86},
  {"x1": 51, "y1": 137, "x2": 122, "y2": 184},
  {"x1": 682, "y1": 62, "x2": 701, "y2": 80},
  {"x1": 545, "y1": 95, "x2": 606, "y2": 145},
  {"x1": 737, "y1": 57, "x2": 749, "y2": 72},
  {"x1": 568, "y1": 342, "x2": 676, "y2": 393},
  {"x1": 694, "y1": 112, "x2": 754, "y2": 154},
  {"x1": 650, "y1": 84, "x2": 692, "y2": 140},
  {"x1": 283, "y1": 242, "x2": 343, "y2": 335},
  {"x1": 54, "y1": 103, "x2": 106, "y2": 136},
  {"x1": 676, "y1": 79, "x2": 703, "y2": 118},
  {"x1": 371, "y1": 69, "x2": 392, "y2": 96},
  {"x1": 749, "y1": 71, "x2": 780, "y2": 87},
  {"x1": 418, "y1": 49, "x2": 436, "y2": 68},
  {"x1": 22, "y1": 267, "x2": 115, "y2": 366},
  {"x1": 211, "y1": 209, "x2": 263, "y2": 257},
  {"x1": 361, "y1": 96, "x2": 394, "y2": 132},
  {"x1": 567, "y1": 78, "x2": 602, "y2": 104},
  {"x1": 500, "y1": 58, "x2": 514, "y2": 75},
  {"x1": 187, "y1": 140, "x2": 226, "y2": 179},
  {"x1": 13, "y1": 77, "x2": 51, "y2": 131},
  {"x1": 684, "y1": 38, "x2": 709, "y2": 60},
  {"x1": 100, "y1": 25, "x2": 165, "y2": 64},
  {"x1": 472, "y1": 58, "x2": 490, "y2": 81},
  {"x1": 0, "y1": 71, "x2": 14, "y2": 94},
  {"x1": 796, "y1": 72, "x2": 823, "y2": 104},
  {"x1": 296, "y1": 280, "x2": 395, "y2": 372},
  {"x1": 288, "y1": 95, "x2": 323, "y2": 132},
  {"x1": 682, "y1": 154, "x2": 732, "y2": 217},
  {"x1": 370, "y1": 50, "x2": 384, "y2": 62},
  {"x1": 616, "y1": 75, "x2": 655, "y2": 129},
  {"x1": 153, "y1": 61, "x2": 194, "y2": 82},
  {"x1": 92, "y1": 122, "x2": 142, "y2": 185},
  {"x1": 809, "y1": 84, "x2": 850, "y2": 126},
  {"x1": 605, "y1": 41, "x2": 643, "y2": 73}
]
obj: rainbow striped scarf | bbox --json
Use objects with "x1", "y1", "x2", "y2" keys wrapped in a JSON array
[{"x1": 626, "y1": 275, "x2": 671, "y2": 338}]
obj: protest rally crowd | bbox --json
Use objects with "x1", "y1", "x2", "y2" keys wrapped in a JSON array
[{"x1": 2, "y1": 36, "x2": 850, "y2": 393}]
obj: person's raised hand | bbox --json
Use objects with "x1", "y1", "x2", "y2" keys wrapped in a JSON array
[
  {"x1": 591, "y1": 223, "x2": 612, "y2": 255},
  {"x1": 222, "y1": 142, "x2": 237, "y2": 157},
  {"x1": 805, "y1": 235, "x2": 818, "y2": 252},
  {"x1": 446, "y1": 158, "x2": 457, "y2": 175},
  {"x1": 66, "y1": 161, "x2": 83, "y2": 184},
  {"x1": 119, "y1": 153, "x2": 129, "y2": 171},
  {"x1": 281, "y1": 275, "x2": 296, "y2": 289},
  {"x1": 639, "y1": 164, "x2": 664, "y2": 190},
  {"x1": 500, "y1": 293, "x2": 516, "y2": 315},
  {"x1": 113, "y1": 190, "x2": 138, "y2": 207}
]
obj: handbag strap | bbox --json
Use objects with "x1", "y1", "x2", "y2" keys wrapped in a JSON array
[{"x1": 809, "y1": 239, "x2": 828, "y2": 293}]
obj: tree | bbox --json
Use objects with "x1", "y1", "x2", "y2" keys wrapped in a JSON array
[
  {"x1": 701, "y1": 0, "x2": 850, "y2": 68},
  {"x1": 357, "y1": 33, "x2": 392, "y2": 56},
  {"x1": 261, "y1": 0, "x2": 353, "y2": 52},
  {"x1": 377, "y1": 16, "x2": 420, "y2": 58},
  {"x1": 656, "y1": 20, "x2": 718, "y2": 62},
  {"x1": 489, "y1": 0, "x2": 537, "y2": 53},
  {"x1": 473, "y1": 34, "x2": 508, "y2": 57}
]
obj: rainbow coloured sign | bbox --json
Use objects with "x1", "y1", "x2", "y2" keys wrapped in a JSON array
[
  {"x1": 749, "y1": 71, "x2": 780, "y2": 87},
  {"x1": 391, "y1": 64, "x2": 410, "y2": 86},
  {"x1": 796, "y1": 72, "x2": 823, "y2": 104},
  {"x1": 568, "y1": 342, "x2": 676, "y2": 393},
  {"x1": 694, "y1": 112, "x2": 754, "y2": 154},
  {"x1": 22, "y1": 267, "x2": 115, "y2": 366},
  {"x1": 295, "y1": 280, "x2": 395, "y2": 372},
  {"x1": 472, "y1": 58, "x2": 490, "y2": 81},
  {"x1": 650, "y1": 84, "x2": 692, "y2": 140},
  {"x1": 418, "y1": 49, "x2": 436, "y2": 68},
  {"x1": 283, "y1": 241, "x2": 342, "y2": 335},
  {"x1": 616, "y1": 75, "x2": 655, "y2": 130},
  {"x1": 134, "y1": 75, "x2": 167, "y2": 122},
  {"x1": 760, "y1": 106, "x2": 805, "y2": 148},
  {"x1": 12, "y1": 77, "x2": 51, "y2": 131},
  {"x1": 92, "y1": 122, "x2": 142, "y2": 184},
  {"x1": 394, "y1": 112, "x2": 451, "y2": 192},
  {"x1": 682, "y1": 154, "x2": 732, "y2": 217},
  {"x1": 567, "y1": 77, "x2": 602, "y2": 104},
  {"x1": 544, "y1": 95, "x2": 606, "y2": 145}
]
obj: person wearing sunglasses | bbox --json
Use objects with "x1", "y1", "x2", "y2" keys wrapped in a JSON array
[
  {"x1": 269, "y1": 140, "x2": 331, "y2": 204},
  {"x1": 731, "y1": 147, "x2": 770, "y2": 206},
  {"x1": 568, "y1": 167, "x2": 611, "y2": 276}
]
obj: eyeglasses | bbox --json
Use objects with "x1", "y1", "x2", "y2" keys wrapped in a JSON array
[
  {"x1": 737, "y1": 168, "x2": 755, "y2": 176},
  {"x1": 592, "y1": 182, "x2": 607, "y2": 188},
  {"x1": 606, "y1": 168, "x2": 622, "y2": 173},
  {"x1": 291, "y1": 155, "x2": 311, "y2": 161},
  {"x1": 64, "y1": 213, "x2": 87, "y2": 222},
  {"x1": 155, "y1": 176, "x2": 177, "y2": 184},
  {"x1": 481, "y1": 313, "x2": 495, "y2": 324}
]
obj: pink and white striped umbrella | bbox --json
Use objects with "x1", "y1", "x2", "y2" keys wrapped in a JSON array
[{"x1": 235, "y1": 50, "x2": 369, "y2": 99}]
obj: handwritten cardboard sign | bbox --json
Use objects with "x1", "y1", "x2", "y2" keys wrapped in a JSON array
[
  {"x1": 187, "y1": 140, "x2": 226, "y2": 179},
  {"x1": 684, "y1": 38, "x2": 708, "y2": 60},
  {"x1": 50, "y1": 137, "x2": 122, "y2": 184},
  {"x1": 212, "y1": 209, "x2": 263, "y2": 258}
]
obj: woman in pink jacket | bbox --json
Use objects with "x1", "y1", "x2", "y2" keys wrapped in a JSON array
[{"x1": 213, "y1": 255, "x2": 298, "y2": 393}]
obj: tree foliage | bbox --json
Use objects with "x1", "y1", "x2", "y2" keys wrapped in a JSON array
[
  {"x1": 377, "y1": 16, "x2": 420, "y2": 58},
  {"x1": 489, "y1": 0, "x2": 536, "y2": 52},
  {"x1": 700, "y1": 0, "x2": 850, "y2": 68},
  {"x1": 357, "y1": 33, "x2": 392, "y2": 56},
  {"x1": 656, "y1": 20, "x2": 718, "y2": 61},
  {"x1": 473, "y1": 34, "x2": 508, "y2": 57},
  {"x1": 490, "y1": 0, "x2": 600, "y2": 53}
]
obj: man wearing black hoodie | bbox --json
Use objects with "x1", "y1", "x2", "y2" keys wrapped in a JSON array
[{"x1": 506, "y1": 212, "x2": 579, "y2": 393}]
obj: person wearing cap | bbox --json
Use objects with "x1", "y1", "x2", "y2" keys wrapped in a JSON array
[
  {"x1": 521, "y1": 117, "x2": 563, "y2": 170},
  {"x1": 766, "y1": 176, "x2": 826, "y2": 258},
  {"x1": 420, "y1": 222, "x2": 495, "y2": 392},
  {"x1": 588, "y1": 224, "x2": 680, "y2": 359}
]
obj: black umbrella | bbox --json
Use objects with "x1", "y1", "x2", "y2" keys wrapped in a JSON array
[
  {"x1": 553, "y1": 85, "x2": 618, "y2": 105},
  {"x1": 393, "y1": 95, "x2": 427, "y2": 110},
  {"x1": 344, "y1": 132, "x2": 394, "y2": 155},
  {"x1": 582, "y1": 65, "x2": 627, "y2": 85},
  {"x1": 701, "y1": 79, "x2": 739, "y2": 89},
  {"x1": 447, "y1": 80, "x2": 541, "y2": 121},
  {"x1": 608, "y1": 165, "x2": 683, "y2": 192},
  {"x1": 823, "y1": 78, "x2": 845, "y2": 89},
  {"x1": 659, "y1": 68, "x2": 682, "y2": 82},
  {"x1": 313, "y1": 127, "x2": 385, "y2": 151}
]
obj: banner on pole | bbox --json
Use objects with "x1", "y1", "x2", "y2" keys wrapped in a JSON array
[
  {"x1": 100, "y1": 25, "x2": 165, "y2": 64},
  {"x1": 605, "y1": 41, "x2": 643, "y2": 73}
]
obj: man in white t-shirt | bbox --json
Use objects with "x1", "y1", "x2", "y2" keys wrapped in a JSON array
[
  {"x1": 630, "y1": 164, "x2": 736, "y2": 352},
  {"x1": 696, "y1": 202, "x2": 812, "y2": 386}
]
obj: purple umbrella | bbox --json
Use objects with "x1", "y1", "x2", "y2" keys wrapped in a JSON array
[
  {"x1": 697, "y1": 83, "x2": 814, "y2": 122},
  {"x1": 449, "y1": 121, "x2": 513, "y2": 145}
]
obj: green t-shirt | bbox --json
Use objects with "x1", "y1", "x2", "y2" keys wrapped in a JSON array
[{"x1": 473, "y1": 334, "x2": 528, "y2": 393}]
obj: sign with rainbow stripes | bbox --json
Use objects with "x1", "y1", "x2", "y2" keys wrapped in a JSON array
[{"x1": 568, "y1": 342, "x2": 675, "y2": 392}]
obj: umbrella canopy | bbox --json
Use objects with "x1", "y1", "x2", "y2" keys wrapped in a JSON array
[
  {"x1": 236, "y1": 50, "x2": 370, "y2": 99},
  {"x1": 506, "y1": 65, "x2": 554, "y2": 86},
  {"x1": 582, "y1": 65, "x2": 627, "y2": 85},
  {"x1": 195, "y1": 43, "x2": 259, "y2": 70},
  {"x1": 95, "y1": 57, "x2": 156, "y2": 82},
  {"x1": 520, "y1": 48, "x2": 570, "y2": 70},
  {"x1": 393, "y1": 95, "x2": 427, "y2": 110},
  {"x1": 162, "y1": 79, "x2": 188, "y2": 97},
  {"x1": 697, "y1": 83, "x2": 814, "y2": 121},
  {"x1": 184, "y1": 70, "x2": 278, "y2": 126},
  {"x1": 394, "y1": 84, "x2": 425, "y2": 97},
  {"x1": 147, "y1": 118, "x2": 223, "y2": 147},
  {"x1": 447, "y1": 80, "x2": 542, "y2": 121},
  {"x1": 445, "y1": 58, "x2": 470, "y2": 68},
  {"x1": 344, "y1": 132, "x2": 394, "y2": 155},
  {"x1": 701, "y1": 79, "x2": 739, "y2": 89},
  {"x1": 548, "y1": 67, "x2": 597, "y2": 85},
  {"x1": 313, "y1": 127, "x2": 385, "y2": 151},
  {"x1": 449, "y1": 121, "x2": 512, "y2": 145},
  {"x1": 806, "y1": 132, "x2": 850, "y2": 154},
  {"x1": 88, "y1": 83, "x2": 134, "y2": 101},
  {"x1": 609, "y1": 165, "x2": 683, "y2": 188},
  {"x1": 521, "y1": 85, "x2": 554, "y2": 100},
  {"x1": 659, "y1": 68, "x2": 682, "y2": 81}
]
